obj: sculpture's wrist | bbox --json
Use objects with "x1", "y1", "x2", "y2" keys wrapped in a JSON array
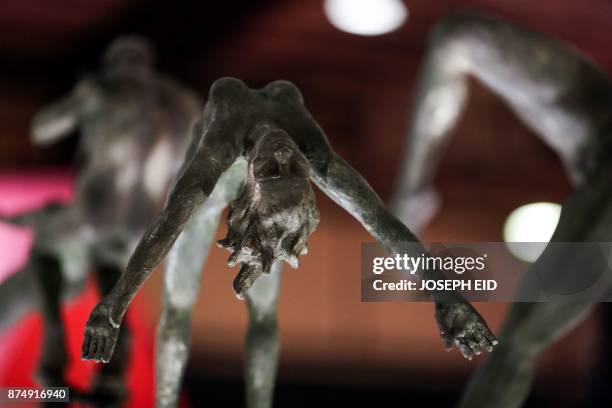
[
  {"x1": 433, "y1": 294, "x2": 464, "y2": 308},
  {"x1": 100, "y1": 294, "x2": 126, "y2": 326}
]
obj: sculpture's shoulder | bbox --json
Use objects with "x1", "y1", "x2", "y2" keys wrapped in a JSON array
[
  {"x1": 209, "y1": 77, "x2": 249, "y2": 101},
  {"x1": 204, "y1": 77, "x2": 253, "y2": 120},
  {"x1": 262, "y1": 80, "x2": 304, "y2": 104},
  {"x1": 208, "y1": 77, "x2": 304, "y2": 109}
]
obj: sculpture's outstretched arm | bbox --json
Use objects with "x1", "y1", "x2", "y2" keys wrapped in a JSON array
[
  {"x1": 82, "y1": 83, "x2": 245, "y2": 362},
  {"x1": 312, "y1": 146, "x2": 496, "y2": 358},
  {"x1": 277, "y1": 95, "x2": 496, "y2": 358},
  {"x1": 31, "y1": 80, "x2": 91, "y2": 146}
]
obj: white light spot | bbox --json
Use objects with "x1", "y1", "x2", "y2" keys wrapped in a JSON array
[
  {"x1": 324, "y1": 0, "x2": 408, "y2": 36},
  {"x1": 116, "y1": 163, "x2": 138, "y2": 194},
  {"x1": 144, "y1": 138, "x2": 174, "y2": 200},
  {"x1": 33, "y1": 116, "x2": 76, "y2": 145},
  {"x1": 503, "y1": 202, "x2": 562, "y2": 262},
  {"x1": 108, "y1": 136, "x2": 132, "y2": 165}
]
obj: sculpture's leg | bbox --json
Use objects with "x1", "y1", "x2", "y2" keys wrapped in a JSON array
[
  {"x1": 391, "y1": 12, "x2": 612, "y2": 231},
  {"x1": 90, "y1": 256, "x2": 131, "y2": 402},
  {"x1": 30, "y1": 250, "x2": 68, "y2": 386},
  {"x1": 28, "y1": 206, "x2": 90, "y2": 390},
  {"x1": 0, "y1": 204, "x2": 86, "y2": 334},
  {"x1": 156, "y1": 158, "x2": 247, "y2": 408},
  {"x1": 9, "y1": 207, "x2": 88, "y2": 387},
  {"x1": 389, "y1": 16, "x2": 469, "y2": 232},
  {"x1": 0, "y1": 256, "x2": 86, "y2": 334},
  {"x1": 6, "y1": 237, "x2": 85, "y2": 387},
  {"x1": 459, "y1": 300, "x2": 593, "y2": 408},
  {"x1": 460, "y1": 163, "x2": 612, "y2": 408},
  {"x1": 244, "y1": 262, "x2": 282, "y2": 408},
  {"x1": 0, "y1": 267, "x2": 35, "y2": 332},
  {"x1": 156, "y1": 205, "x2": 222, "y2": 408}
]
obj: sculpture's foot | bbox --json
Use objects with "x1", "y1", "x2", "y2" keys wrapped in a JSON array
[
  {"x1": 35, "y1": 366, "x2": 65, "y2": 388},
  {"x1": 36, "y1": 329, "x2": 68, "y2": 387},
  {"x1": 87, "y1": 373, "x2": 127, "y2": 407},
  {"x1": 459, "y1": 342, "x2": 537, "y2": 408}
]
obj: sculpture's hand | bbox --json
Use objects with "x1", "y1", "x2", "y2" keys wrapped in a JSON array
[
  {"x1": 82, "y1": 299, "x2": 121, "y2": 363},
  {"x1": 435, "y1": 302, "x2": 497, "y2": 360},
  {"x1": 392, "y1": 187, "x2": 440, "y2": 234}
]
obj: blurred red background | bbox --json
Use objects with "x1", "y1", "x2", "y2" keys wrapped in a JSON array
[{"x1": 1, "y1": 0, "x2": 611, "y2": 406}]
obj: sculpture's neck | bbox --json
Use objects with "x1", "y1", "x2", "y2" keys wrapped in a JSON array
[{"x1": 248, "y1": 124, "x2": 297, "y2": 159}]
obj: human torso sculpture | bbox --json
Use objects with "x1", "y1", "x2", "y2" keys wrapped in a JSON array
[
  {"x1": 390, "y1": 12, "x2": 612, "y2": 408},
  {"x1": 0, "y1": 36, "x2": 200, "y2": 402},
  {"x1": 82, "y1": 77, "x2": 497, "y2": 407}
]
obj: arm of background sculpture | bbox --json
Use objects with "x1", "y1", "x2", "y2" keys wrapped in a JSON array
[{"x1": 30, "y1": 79, "x2": 92, "y2": 146}]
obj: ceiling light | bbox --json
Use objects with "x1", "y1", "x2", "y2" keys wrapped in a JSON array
[{"x1": 324, "y1": 0, "x2": 408, "y2": 36}]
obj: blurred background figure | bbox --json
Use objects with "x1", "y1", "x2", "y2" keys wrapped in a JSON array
[
  {"x1": 390, "y1": 11, "x2": 612, "y2": 408},
  {"x1": 0, "y1": 35, "x2": 201, "y2": 404},
  {"x1": 1, "y1": 1, "x2": 612, "y2": 407}
]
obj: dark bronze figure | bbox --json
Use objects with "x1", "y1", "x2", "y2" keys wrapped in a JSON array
[{"x1": 82, "y1": 77, "x2": 496, "y2": 407}]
